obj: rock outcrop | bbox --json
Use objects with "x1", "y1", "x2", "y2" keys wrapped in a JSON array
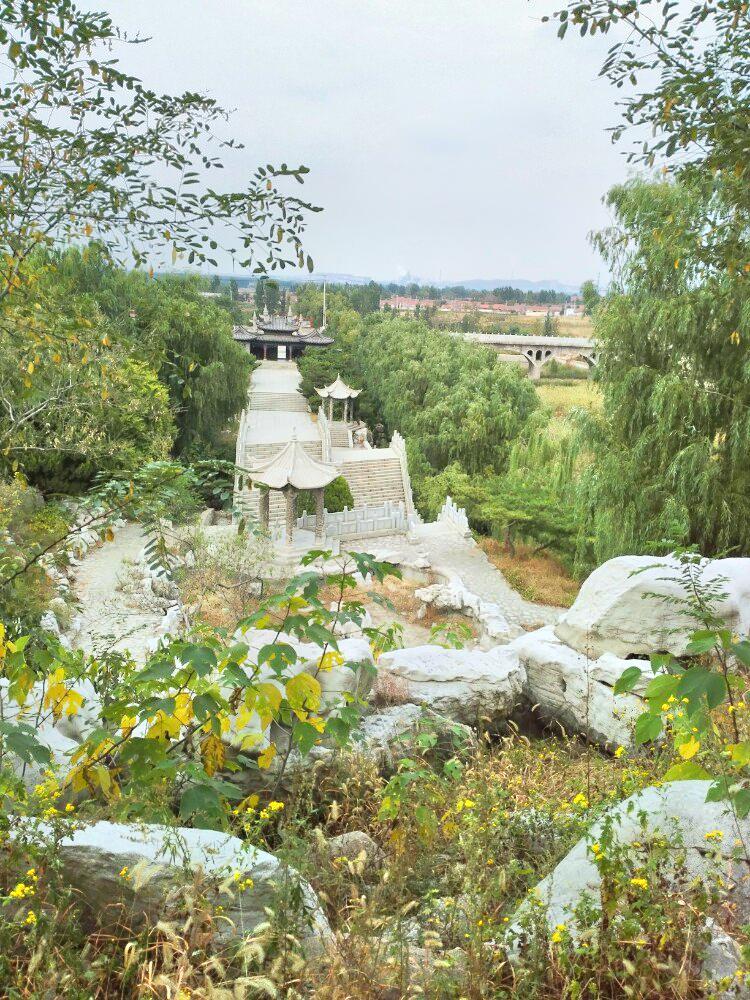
[
  {"x1": 517, "y1": 782, "x2": 750, "y2": 932},
  {"x1": 14, "y1": 819, "x2": 331, "y2": 956},
  {"x1": 378, "y1": 645, "x2": 525, "y2": 726},
  {"x1": 555, "y1": 555, "x2": 750, "y2": 659},
  {"x1": 509, "y1": 625, "x2": 653, "y2": 748}
]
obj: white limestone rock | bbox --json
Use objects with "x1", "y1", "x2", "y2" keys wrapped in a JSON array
[
  {"x1": 515, "y1": 782, "x2": 750, "y2": 934},
  {"x1": 351, "y1": 704, "x2": 475, "y2": 768},
  {"x1": 13, "y1": 819, "x2": 331, "y2": 955},
  {"x1": 509, "y1": 625, "x2": 653, "y2": 748},
  {"x1": 325, "y1": 830, "x2": 383, "y2": 869},
  {"x1": 378, "y1": 645, "x2": 525, "y2": 725},
  {"x1": 555, "y1": 555, "x2": 750, "y2": 659}
]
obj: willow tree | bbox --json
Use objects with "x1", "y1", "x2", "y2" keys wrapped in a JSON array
[{"x1": 579, "y1": 178, "x2": 750, "y2": 561}]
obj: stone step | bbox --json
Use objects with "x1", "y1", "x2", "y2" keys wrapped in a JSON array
[
  {"x1": 340, "y1": 458, "x2": 406, "y2": 508},
  {"x1": 249, "y1": 392, "x2": 309, "y2": 412}
]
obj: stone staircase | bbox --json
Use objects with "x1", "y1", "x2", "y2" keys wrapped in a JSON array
[
  {"x1": 339, "y1": 453, "x2": 406, "y2": 508},
  {"x1": 328, "y1": 422, "x2": 351, "y2": 448},
  {"x1": 249, "y1": 392, "x2": 309, "y2": 412}
]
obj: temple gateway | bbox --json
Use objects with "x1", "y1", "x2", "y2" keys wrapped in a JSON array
[{"x1": 233, "y1": 307, "x2": 333, "y2": 361}]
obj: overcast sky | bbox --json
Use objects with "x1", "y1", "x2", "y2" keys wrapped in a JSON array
[{"x1": 99, "y1": 0, "x2": 629, "y2": 287}]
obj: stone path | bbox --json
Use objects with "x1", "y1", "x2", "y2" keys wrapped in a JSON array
[
  {"x1": 71, "y1": 523, "x2": 162, "y2": 663},
  {"x1": 244, "y1": 362, "x2": 319, "y2": 447},
  {"x1": 369, "y1": 521, "x2": 562, "y2": 630}
]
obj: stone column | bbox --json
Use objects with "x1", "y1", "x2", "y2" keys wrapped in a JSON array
[
  {"x1": 263, "y1": 344, "x2": 268, "y2": 360},
  {"x1": 314, "y1": 487, "x2": 325, "y2": 541},
  {"x1": 328, "y1": 397, "x2": 333, "y2": 422},
  {"x1": 259, "y1": 488, "x2": 270, "y2": 533},
  {"x1": 284, "y1": 487, "x2": 297, "y2": 544},
  {"x1": 343, "y1": 398, "x2": 349, "y2": 423}
]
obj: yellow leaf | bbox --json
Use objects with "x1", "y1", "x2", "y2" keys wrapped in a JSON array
[
  {"x1": 285, "y1": 672, "x2": 322, "y2": 719},
  {"x1": 678, "y1": 735, "x2": 700, "y2": 760},
  {"x1": 257, "y1": 743, "x2": 277, "y2": 770},
  {"x1": 200, "y1": 732, "x2": 225, "y2": 777},
  {"x1": 319, "y1": 651, "x2": 343, "y2": 673}
]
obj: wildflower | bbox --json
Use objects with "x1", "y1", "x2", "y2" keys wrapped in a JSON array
[
  {"x1": 42, "y1": 807, "x2": 59, "y2": 819},
  {"x1": 614, "y1": 746, "x2": 625, "y2": 758},
  {"x1": 630, "y1": 877, "x2": 648, "y2": 890},
  {"x1": 65, "y1": 803, "x2": 75, "y2": 812},
  {"x1": 590, "y1": 842, "x2": 602, "y2": 856},
  {"x1": 705, "y1": 830, "x2": 724, "y2": 841},
  {"x1": 119, "y1": 866, "x2": 131, "y2": 880},
  {"x1": 267, "y1": 800, "x2": 285, "y2": 812},
  {"x1": 26, "y1": 869, "x2": 37, "y2": 881},
  {"x1": 572, "y1": 793, "x2": 589, "y2": 808},
  {"x1": 9, "y1": 882, "x2": 34, "y2": 899},
  {"x1": 24, "y1": 910, "x2": 37, "y2": 926},
  {"x1": 551, "y1": 930, "x2": 563, "y2": 943}
]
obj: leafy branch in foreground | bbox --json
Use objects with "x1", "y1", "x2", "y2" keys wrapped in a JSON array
[{"x1": 0, "y1": 549, "x2": 399, "y2": 828}]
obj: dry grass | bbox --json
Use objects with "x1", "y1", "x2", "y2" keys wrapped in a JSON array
[
  {"x1": 321, "y1": 575, "x2": 478, "y2": 637},
  {"x1": 536, "y1": 380, "x2": 602, "y2": 418},
  {"x1": 480, "y1": 538, "x2": 581, "y2": 608}
]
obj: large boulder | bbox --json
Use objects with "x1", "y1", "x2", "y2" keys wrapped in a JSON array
[
  {"x1": 13, "y1": 819, "x2": 330, "y2": 956},
  {"x1": 509, "y1": 625, "x2": 654, "y2": 748},
  {"x1": 517, "y1": 782, "x2": 750, "y2": 933},
  {"x1": 555, "y1": 555, "x2": 750, "y2": 659},
  {"x1": 377, "y1": 645, "x2": 524, "y2": 726}
]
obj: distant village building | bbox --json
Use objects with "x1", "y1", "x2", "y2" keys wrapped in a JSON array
[
  {"x1": 233, "y1": 306, "x2": 332, "y2": 361},
  {"x1": 379, "y1": 296, "x2": 437, "y2": 312}
]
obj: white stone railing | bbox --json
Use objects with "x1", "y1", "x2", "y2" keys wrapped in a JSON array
[
  {"x1": 390, "y1": 430, "x2": 417, "y2": 520},
  {"x1": 438, "y1": 495, "x2": 472, "y2": 538},
  {"x1": 317, "y1": 405, "x2": 333, "y2": 463},
  {"x1": 297, "y1": 500, "x2": 407, "y2": 539}
]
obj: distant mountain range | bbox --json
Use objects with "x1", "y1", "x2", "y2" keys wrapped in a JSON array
[{"x1": 199, "y1": 270, "x2": 582, "y2": 294}]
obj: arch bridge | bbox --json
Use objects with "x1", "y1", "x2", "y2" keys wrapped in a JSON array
[{"x1": 464, "y1": 332, "x2": 597, "y2": 380}]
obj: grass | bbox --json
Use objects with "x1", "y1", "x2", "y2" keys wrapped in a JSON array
[
  {"x1": 536, "y1": 380, "x2": 602, "y2": 418},
  {"x1": 479, "y1": 538, "x2": 581, "y2": 608},
  {"x1": 433, "y1": 312, "x2": 594, "y2": 338}
]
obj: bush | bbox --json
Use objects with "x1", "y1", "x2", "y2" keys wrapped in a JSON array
[{"x1": 298, "y1": 476, "x2": 354, "y2": 516}]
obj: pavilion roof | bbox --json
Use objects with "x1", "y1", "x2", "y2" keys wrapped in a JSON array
[
  {"x1": 247, "y1": 436, "x2": 339, "y2": 491},
  {"x1": 315, "y1": 374, "x2": 361, "y2": 399}
]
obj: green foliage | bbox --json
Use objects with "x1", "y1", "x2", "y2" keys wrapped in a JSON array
[
  {"x1": 299, "y1": 313, "x2": 539, "y2": 480},
  {"x1": 0, "y1": 543, "x2": 400, "y2": 827},
  {"x1": 547, "y1": 1, "x2": 750, "y2": 277},
  {"x1": 297, "y1": 476, "x2": 354, "y2": 517},
  {"x1": 616, "y1": 553, "x2": 750, "y2": 818},
  {"x1": 578, "y1": 179, "x2": 750, "y2": 562},
  {"x1": 580, "y1": 279, "x2": 600, "y2": 316}
]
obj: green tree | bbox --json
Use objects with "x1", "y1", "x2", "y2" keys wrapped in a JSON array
[
  {"x1": 581, "y1": 279, "x2": 601, "y2": 316},
  {"x1": 578, "y1": 178, "x2": 750, "y2": 561}
]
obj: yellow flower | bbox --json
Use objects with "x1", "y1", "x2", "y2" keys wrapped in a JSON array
[
  {"x1": 551, "y1": 930, "x2": 563, "y2": 943},
  {"x1": 65, "y1": 803, "x2": 75, "y2": 813},
  {"x1": 119, "y1": 866, "x2": 131, "y2": 880},
  {"x1": 590, "y1": 842, "x2": 602, "y2": 855},
  {"x1": 9, "y1": 882, "x2": 34, "y2": 899},
  {"x1": 24, "y1": 910, "x2": 37, "y2": 926},
  {"x1": 572, "y1": 793, "x2": 589, "y2": 808},
  {"x1": 705, "y1": 830, "x2": 724, "y2": 841},
  {"x1": 267, "y1": 800, "x2": 285, "y2": 812},
  {"x1": 614, "y1": 746, "x2": 625, "y2": 758},
  {"x1": 630, "y1": 877, "x2": 648, "y2": 890}
]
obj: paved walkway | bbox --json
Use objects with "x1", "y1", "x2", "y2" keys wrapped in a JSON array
[
  {"x1": 245, "y1": 363, "x2": 319, "y2": 446},
  {"x1": 370, "y1": 521, "x2": 562, "y2": 630},
  {"x1": 71, "y1": 523, "x2": 163, "y2": 663}
]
